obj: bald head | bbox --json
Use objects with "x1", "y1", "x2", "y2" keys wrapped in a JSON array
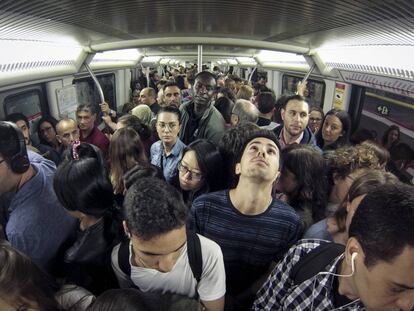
[
  {"x1": 230, "y1": 99, "x2": 259, "y2": 126},
  {"x1": 56, "y1": 118, "x2": 80, "y2": 148}
]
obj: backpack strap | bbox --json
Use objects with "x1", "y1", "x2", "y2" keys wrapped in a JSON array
[
  {"x1": 186, "y1": 229, "x2": 203, "y2": 283},
  {"x1": 291, "y1": 242, "x2": 345, "y2": 285},
  {"x1": 118, "y1": 239, "x2": 132, "y2": 277}
]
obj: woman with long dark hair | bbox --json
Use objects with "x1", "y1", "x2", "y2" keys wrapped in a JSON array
[
  {"x1": 37, "y1": 115, "x2": 60, "y2": 151},
  {"x1": 54, "y1": 143, "x2": 123, "y2": 295},
  {"x1": 381, "y1": 124, "x2": 400, "y2": 150},
  {"x1": 276, "y1": 144, "x2": 328, "y2": 231},
  {"x1": 316, "y1": 108, "x2": 351, "y2": 150},
  {"x1": 176, "y1": 139, "x2": 226, "y2": 205}
]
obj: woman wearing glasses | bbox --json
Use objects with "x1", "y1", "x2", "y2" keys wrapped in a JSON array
[
  {"x1": 177, "y1": 139, "x2": 226, "y2": 205},
  {"x1": 150, "y1": 106, "x2": 186, "y2": 183}
]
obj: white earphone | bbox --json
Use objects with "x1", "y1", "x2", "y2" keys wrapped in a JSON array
[
  {"x1": 350, "y1": 252, "x2": 358, "y2": 275},
  {"x1": 318, "y1": 252, "x2": 358, "y2": 278}
]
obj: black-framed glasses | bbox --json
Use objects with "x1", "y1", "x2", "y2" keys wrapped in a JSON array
[{"x1": 177, "y1": 162, "x2": 203, "y2": 181}]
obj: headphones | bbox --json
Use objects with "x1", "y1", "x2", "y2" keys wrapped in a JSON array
[{"x1": 3, "y1": 121, "x2": 30, "y2": 174}]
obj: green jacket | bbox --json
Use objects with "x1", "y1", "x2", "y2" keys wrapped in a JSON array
[{"x1": 179, "y1": 101, "x2": 225, "y2": 145}]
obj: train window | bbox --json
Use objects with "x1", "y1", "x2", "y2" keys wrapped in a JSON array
[
  {"x1": 4, "y1": 89, "x2": 44, "y2": 136},
  {"x1": 359, "y1": 87, "x2": 414, "y2": 146},
  {"x1": 281, "y1": 75, "x2": 326, "y2": 108},
  {"x1": 73, "y1": 73, "x2": 116, "y2": 110}
]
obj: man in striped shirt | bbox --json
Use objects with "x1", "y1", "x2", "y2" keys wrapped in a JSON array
[{"x1": 189, "y1": 129, "x2": 302, "y2": 310}]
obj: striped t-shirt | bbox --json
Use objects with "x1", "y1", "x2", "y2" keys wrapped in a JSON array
[{"x1": 189, "y1": 190, "x2": 302, "y2": 296}]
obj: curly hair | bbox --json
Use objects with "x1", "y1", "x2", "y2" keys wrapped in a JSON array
[
  {"x1": 123, "y1": 177, "x2": 187, "y2": 240},
  {"x1": 325, "y1": 144, "x2": 381, "y2": 183}
]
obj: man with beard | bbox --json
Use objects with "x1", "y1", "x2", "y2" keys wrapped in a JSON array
[
  {"x1": 273, "y1": 95, "x2": 317, "y2": 149},
  {"x1": 179, "y1": 71, "x2": 225, "y2": 145}
]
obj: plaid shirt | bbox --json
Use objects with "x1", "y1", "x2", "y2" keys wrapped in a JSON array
[{"x1": 252, "y1": 239, "x2": 366, "y2": 311}]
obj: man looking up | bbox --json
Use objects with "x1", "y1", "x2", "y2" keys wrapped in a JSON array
[
  {"x1": 189, "y1": 129, "x2": 301, "y2": 309},
  {"x1": 179, "y1": 71, "x2": 225, "y2": 145},
  {"x1": 163, "y1": 81, "x2": 182, "y2": 108},
  {"x1": 76, "y1": 103, "x2": 109, "y2": 156},
  {"x1": 273, "y1": 95, "x2": 317, "y2": 148}
]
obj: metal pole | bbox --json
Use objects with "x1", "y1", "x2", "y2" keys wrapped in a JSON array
[
  {"x1": 197, "y1": 45, "x2": 203, "y2": 73},
  {"x1": 84, "y1": 63, "x2": 105, "y2": 103}
]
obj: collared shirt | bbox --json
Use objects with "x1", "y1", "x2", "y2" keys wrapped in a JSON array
[
  {"x1": 80, "y1": 126, "x2": 110, "y2": 157},
  {"x1": 253, "y1": 239, "x2": 365, "y2": 311},
  {"x1": 277, "y1": 127, "x2": 304, "y2": 149},
  {"x1": 150, "y1": 138, "x2": 186, "y2": 183}
]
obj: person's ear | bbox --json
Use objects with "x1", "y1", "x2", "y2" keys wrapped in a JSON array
[
  {"x1": 235, "y1": 162, "x2": 241, "y2": 175},
  {"x1": 123, "y1": 221, "x2": 131, "y2": 238},
  {"x1": 281, "y1": 108, "x2": 286, "y2": 121}
]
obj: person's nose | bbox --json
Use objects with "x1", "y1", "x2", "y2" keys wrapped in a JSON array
[{"x1": 157, "y1": 254, "x2": 176, "y2": 273}]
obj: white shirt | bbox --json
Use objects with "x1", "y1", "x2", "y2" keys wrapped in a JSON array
[{"x1": 111, "y1": 234, "x2": 226, "y2": 301}]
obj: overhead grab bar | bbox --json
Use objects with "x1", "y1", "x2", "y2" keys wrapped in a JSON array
[{"x1": 83, "y1": 63, "x2": 105, "y2": 104}]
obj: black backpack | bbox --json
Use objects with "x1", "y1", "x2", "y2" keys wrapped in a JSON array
[
  {"x1": 117, "y1": 229, "x2": 203, "y2": 290},
  {"x1": 291, "y1": 241, "x2": 345, "y2": 285}
]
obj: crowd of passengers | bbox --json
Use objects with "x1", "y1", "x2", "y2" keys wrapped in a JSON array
[{"x1": 0, "y1": 66, "x2": 414, "y2": 311}]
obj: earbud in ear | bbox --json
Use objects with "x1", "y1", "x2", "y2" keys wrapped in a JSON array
[{"x1": 351, "y1": 252, "x2": 358, "y2": 274}]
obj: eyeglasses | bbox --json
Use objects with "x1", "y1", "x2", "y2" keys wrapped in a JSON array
[
  {"x1": 157, "y1": 122, "x2": 178, "y2": 131},
  {"x1": 177, "y1": 162, "x2": 203, "y2": 180}
]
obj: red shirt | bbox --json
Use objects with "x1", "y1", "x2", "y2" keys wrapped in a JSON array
[{"x1": 80, "y1": 126, "x2": 110, "y2": 157}]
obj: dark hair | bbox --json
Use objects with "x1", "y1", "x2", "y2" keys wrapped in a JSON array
[
  {"x1": 123, "y1": 177, "x2": 187, "y2": 240},
  {"x1": 76, "y1": 103, "x2": 98, "y2": 115},
  {"x1": 0, "y1": 241, "x2": 61, "y2": 311},
  {"x1": 217, "y1": 87, "x2": 236, "y2": 103},
  {"x1": 118, "y1": 114, "x2": 152, "y2": 140},
  {"x1": 123, "y1": 162, "x2": 164, "y2": 190},
  {"x1": 162, "y1": 81, "x2": 179, "y2": 92},
  {"x1": 349, "y1": 128, "x2": 376, "y2": 145},
  {"x1": 218, "y1": 122, "x2": 260, "y2": 188},
  {"x1": 236, "y1": 129, "x2": 281, "y2": 164},
  {"x1": 36, "y1": 116, "x2": 59, "y2": 147},
  {"x1": 214, "y1": 96, "x2": 234, "y2": 124},
  {"x1": 5, "y1": 113, "x2": 29, "y2": 128},
  {"x1": 349, "y1": 183, "x2": 414, "y2": 267},
  {"x1": 316, "y1": 109, "x2": 351, "y2": 150},
  {"x1": 54, "y1": 143, "x2": 122, "y2": 241},
  {"x1": 87, "y1": 289, "x2": 154, "y2": 311},
  {"x1": 381, "y1": 125, "x2": 400, "y2": 147},
  {"x1": 156, "y1": 106, "x2": 181, "y2": 124},
  {"x1": 257, "y1": 92, "x2": 276, "y2": 114},
  {"x1": 182, "y1": 139, "x2": 226, "y2": 195},
  {"x1": 0, "y1": 121, "x2": 26, "y2": 164},
  {"x1": 280, "y1": 144, "x2": 328, "y2": 223},
  {"x1": 282, "y1": 94, "x2": 307, "y2": 110},
  {"x1": 194, "y1": 71, "x2": 216, "y2": 83},
  {"x1": 333, "y1": 170, "x2": 398, "y2": 233},
  {"x1": 309, "y1": 106, "x2": 324, "y2": 115},
  {"x1": 175, "y1": 75, "x2": 185, "y2": 90}
]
